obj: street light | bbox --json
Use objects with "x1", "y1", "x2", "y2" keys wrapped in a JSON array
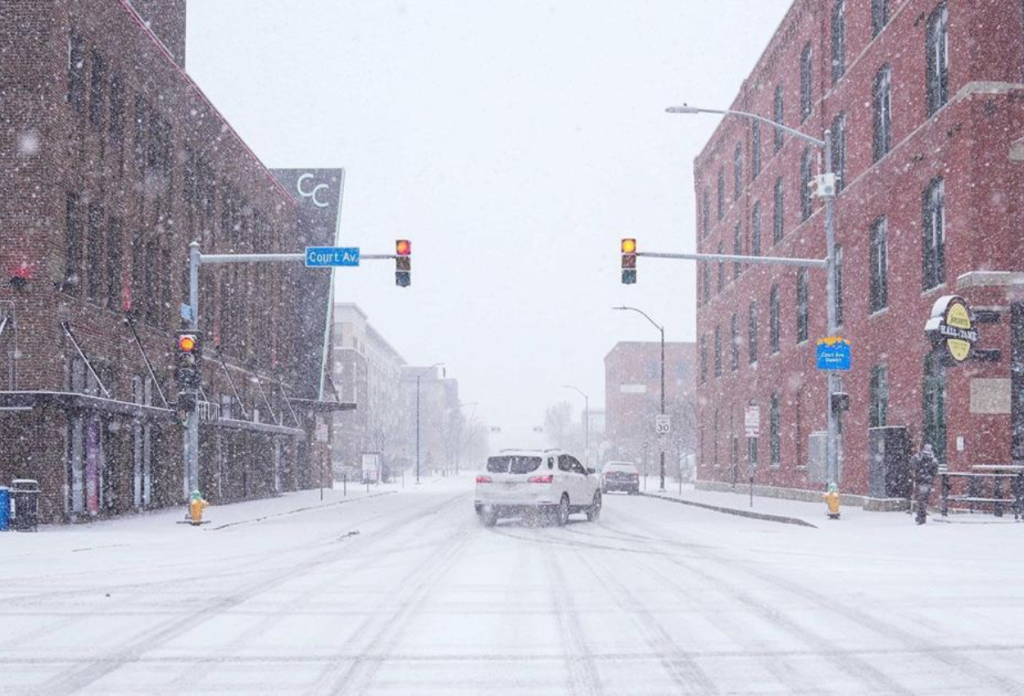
[
  {"x1": 562, "y1": 385, "x2": 590, "y2": 468},
  {"x1": 613, "y1": 306, "x2": 667, "y2": 492},
  {"x1": 415, "y1": 362, "x2": 444, "y2": 485},
  {"x1": 668, "y1": 103, "x2": 839, "y2": 488}
]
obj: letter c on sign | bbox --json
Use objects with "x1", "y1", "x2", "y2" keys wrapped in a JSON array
[{"x1": 296, "y1": 173, "x2": 329, "y2": 208}]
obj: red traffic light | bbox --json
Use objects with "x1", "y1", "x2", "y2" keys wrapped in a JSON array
[
  {"x1": 396, "y1": 239, "x2": 412, "y2": 256},
  {"x1": 177, "y1": 334, "x2": 198, "y2": 352}
]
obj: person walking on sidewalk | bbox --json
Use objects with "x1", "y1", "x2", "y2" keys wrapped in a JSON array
[{"x1": 911, "y1": 444, "x2": 939, "y2": 525}]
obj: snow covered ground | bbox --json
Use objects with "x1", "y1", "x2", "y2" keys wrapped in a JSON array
[{"x1": 2, "y1": 476, "x2": 1024, "y2": 695}]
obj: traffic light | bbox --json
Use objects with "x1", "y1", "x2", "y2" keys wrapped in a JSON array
[
  {"x1": 175, "y1": 390, "x2": 196, "y2": 427},
  {"x1": 621, "y1": 238, "x2": 637, "y2": 284},
  {"x1": 395, "y1": 239, "x2": 411, "y2": 287},
  {"x1": 175, "y1": 330, "x2": 202, "y2": 392}
]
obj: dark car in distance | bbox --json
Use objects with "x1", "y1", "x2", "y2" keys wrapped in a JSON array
[{"x1": 601, "y1": 462, "x2": 640, "y2": 495}]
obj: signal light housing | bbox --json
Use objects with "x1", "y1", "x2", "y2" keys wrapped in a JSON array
[
  {"x1": 621, "y1": 238, "x2": 637, "y2": 284},
  {"x1": 175, "y1": 330, "x2": 203, "y2": 394},
  {"x1": 396, "y1": 239, "x2": 411, "y2": 287}
]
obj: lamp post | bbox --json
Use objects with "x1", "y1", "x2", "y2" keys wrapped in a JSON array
[
  {"x1": 667, "y1": 104, "x2": 840, "y2": 489},
  {"x1": 562, "y1": 385, "x2": 590, "y2": 467},
  {"x1": 415, "y1": 362, "x2": 444, "y2": 485},
  {"x1": 613, "y1": 306, "x2": 667, "y2": 492}
]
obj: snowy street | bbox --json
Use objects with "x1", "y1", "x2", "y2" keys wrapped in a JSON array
[{"x1": 3, "y1": 479, "x2": 1024, "y2": 695}]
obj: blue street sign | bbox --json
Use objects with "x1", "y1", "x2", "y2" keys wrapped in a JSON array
[
  {"x1": 305, "y1": 247, "x2": 360, "y2": 268},
  {"x1": 180, "y1": 303, "x2": 194, "y2": 322},
  {"x1": 816, "y1": 337, "x2": 851, "y2": 371}
]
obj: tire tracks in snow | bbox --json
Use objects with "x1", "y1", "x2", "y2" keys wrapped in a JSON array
[
  {"x1": 37, "y1": 490, "x2": 471, "y2": 696},
  {"x1": 544, "y1": 549, "x2": 604, "y2": 696}
]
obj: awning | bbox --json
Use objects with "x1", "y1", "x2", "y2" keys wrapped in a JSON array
[{"x1": 289, "y1": 398, "x2": 357, "y2": 413}]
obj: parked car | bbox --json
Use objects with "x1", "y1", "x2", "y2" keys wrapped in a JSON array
[
  {"x1": 601, "y1": 461, "x2": 640, "y2": 495},
  {"x1": 474, "y1": 449, "x2": 602, "y2": 527}
]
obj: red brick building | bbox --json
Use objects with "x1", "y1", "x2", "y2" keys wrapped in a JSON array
[
  {"x1": 604, "y1": 342, "x2": 697, "y2": 472},
  {"x1": 694, "y1": 0, "x2": 1024, "y2": 498},
  {"x1": 0, "y1": 0, "x2": 338, "y2": 521}
]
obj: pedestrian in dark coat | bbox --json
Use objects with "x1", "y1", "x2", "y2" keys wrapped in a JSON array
[{"x1": 911, "y1": 443, "x2": 939, "y2": 525}]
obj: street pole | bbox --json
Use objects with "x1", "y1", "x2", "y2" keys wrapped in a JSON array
[
  {"x1": 414, "y1": 363, "x2": 443, "y2": 486},
  {"x1": 667, "y1": 105, "x2": 839, "y2": 490},
  {"x1": 186, "y1": 242, "x2": 200, "y2": 499},
  {"x1": 562, "y1": 386, "x2": 590, "y2": 467}
]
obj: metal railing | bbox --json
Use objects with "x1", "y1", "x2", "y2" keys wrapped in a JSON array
[{"x1": 939, "y1": 465, "x2": 1024, "y2": 519}]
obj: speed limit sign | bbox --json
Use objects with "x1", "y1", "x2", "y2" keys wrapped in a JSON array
[{"x1": 655, "y1": 414, "x2": 671, "y2": 435}]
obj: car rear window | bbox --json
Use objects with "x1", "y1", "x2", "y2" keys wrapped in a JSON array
[
  {"x1": 486, "y1": 456, "x2": 542, "y2": 474},
  {"x1": 606, "y1": 464, "x2": 638, "y2": 473}
]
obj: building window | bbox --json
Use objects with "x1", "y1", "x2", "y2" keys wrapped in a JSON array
[
  {"x1": 717, "y1": 242, "x2": 725, "y2": 292},
  {"x1": 751, "y1": 121, "x2": 761, "y2": 179},
  {"x1": 870, "y1": 365, "x2": 889, "y2": 428},
  {"x1": 717, "y1": 170, "x2": 726, "y2": 220},
  {"x1": 733, "y1": 222, "x2": 742, "y2": 280},
  {"x1": 86, "y1": 203, "x2": 103, "y2": 301},
  {"x1": 731, "y1": 314, "x2": 740, "y2": 371},
  {"x1": 748, "y1": 421, "x2": 759, "y2": 469},
  {"x1": 701, "y1": 265, "x2": 711, "y2": 304},
  {"x1": 770, "y1": 392, "x2": 781, "y2": 466},
  {"x1": 89, "y1": 51, "x2": 106, "y2": 129},
  {"x1": 68, "y1": 31, "x2": 85, "y2": 113},
  {"x1": 714, "y1": 326, "x2": 722, "y2": 377},
  {"x1": 831, "y1": 0, "x2": 846, "y2": 84},
  {"x1": 773, "y1": 85, "x2": 785, "y2": 151},
  {"x1": 109, "y1": 73, "x2": 126, "y2": 154},
  {"x1": 830, "y1": 112, "x2": 846, "y2": 192},
  {"x1": 65, "y1": 193, "x2": 83, "y2": 291},
  {"x1": 734, "y1": 144, "x2": 744, "y2": 201},
  {"x1": 870, "y1": 216, "x2": 889, "y2": 312},
  {"x1": 748, "y1": 301, "x2": 758, "y2": 364},
  {"x1": 796, "y1": 268, "x2": 809, "y2": 343},
  {"x1": 106, "y1": 216, "x2": 123, "y2": 311},
  {"x1": 800, "y1": 43, "x2": 813, "y2": 121},
  {"x1": 927, "y1": 3, "x2": 949, "y2": 116},
  {"x1": 800, "y1": 147, "x2": 814, "y2": 222},
  {"x1": 702, "y1": 188, "x2": 711, "y2": 239},
  {"x1": 751, "y1": 202, "x2": 762, "y2": 256},
  {"x1": 873, "y1": 65, "x2": 892, "y2": 162},
  {"x1": 770, "y1": 284, "x2": 780, "y2": 353},
  {"x1": 773, "y1": 177, "x2": 784, "y2": 244},
  {"x1": 700, "y1": 335, "x2": 708, "y2": 384},
  {"x1": 872, "y1": 0, "x2": 889, "y2": 36},
  {"x1": 923, "y1": 177, "x2": 946, "y2": 290},
  {"x1": 835, "y1": 245, "x2": 844, "y2": 326}
]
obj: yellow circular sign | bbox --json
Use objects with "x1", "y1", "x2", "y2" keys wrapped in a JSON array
[{"x1": 945, "y1": 301, "x2": 973, "y2": 362}]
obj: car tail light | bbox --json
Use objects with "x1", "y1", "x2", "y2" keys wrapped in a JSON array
[
  {"x1": 528, "y1": 475, "x2": 553, "y2": 484},
  {"x1": 476, "y1": 475, "x2": 492, "y2": 484}
]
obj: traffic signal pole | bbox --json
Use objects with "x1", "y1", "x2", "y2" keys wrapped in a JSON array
[{"x1": 183, "y1": 241, "x2": 405, "y2": 501}]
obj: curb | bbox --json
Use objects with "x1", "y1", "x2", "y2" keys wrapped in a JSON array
[
  {"x1": 640, "y1": 492, "x2": 818, "y2": 529},
  {"x1": 208, "y1": 491, "x2": 396, "y2": 531}
]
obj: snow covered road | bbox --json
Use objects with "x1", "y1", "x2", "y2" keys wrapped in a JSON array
[{"x1": 3, "y1": 479, "x2": 1024, "y2": 695}]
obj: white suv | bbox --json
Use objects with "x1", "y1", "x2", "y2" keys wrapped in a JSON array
[{"x1": 474, "y1": 449, "x2": 602, "y2": 527}]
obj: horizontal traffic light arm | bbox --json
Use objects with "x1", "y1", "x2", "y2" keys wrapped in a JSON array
[
  {"x1": 637, "y1": 250, "x2": 827, "y2": 269},
  {"x1": 198, "y1": 252, "x2": 400, "y2": 264}
]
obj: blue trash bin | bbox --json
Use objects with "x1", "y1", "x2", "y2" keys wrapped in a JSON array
[{"x1": 0, "y1": 487, "x2": 9, "y2": 531}]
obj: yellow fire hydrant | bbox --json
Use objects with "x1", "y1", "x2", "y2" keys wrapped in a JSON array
[
  {"x1": 189, "y1": 490, "x2": 209, "y2": 526},
  {"x1": 823, "y1": 483, "x2": 840, "y2": 520}
]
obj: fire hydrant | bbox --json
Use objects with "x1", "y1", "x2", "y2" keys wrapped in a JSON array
[
  {"x1": 823, "y1": 483, "x2": 840, "y2": 520},
  {"x1": 189, "y1": 490, "x2": 209, "y2": 526}
]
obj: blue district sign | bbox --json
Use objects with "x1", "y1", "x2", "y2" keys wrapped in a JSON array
[
  {"x1": 816, "y1": 336, "x2": 852, "y2": 371},
  {"x1": 305, "y1": 246, "x2": 360, "y2": 268}
]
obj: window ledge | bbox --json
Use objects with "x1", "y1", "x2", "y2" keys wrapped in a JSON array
[
  {"x1": 922, "y1": 282, "x2": 946, "y2": 297},
  {"x1": 869, "y1": 306, "x2": 890, "y2": 319}
]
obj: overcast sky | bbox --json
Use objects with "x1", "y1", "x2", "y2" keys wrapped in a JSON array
[{"x1": 187, "y1": 0, "x2": 792, "y2": 449}]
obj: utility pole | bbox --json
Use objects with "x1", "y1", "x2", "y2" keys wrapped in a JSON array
[
  {"x1": 562, "y1": 385, "x2": 589, "y2": 467},
  {"x1": 667, "y1": 104, "x2": 840, "y2": 489}
]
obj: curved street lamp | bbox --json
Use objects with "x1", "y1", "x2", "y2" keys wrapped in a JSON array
[{"x1": 667, "y1": 103, "x2": 839, "y2": 488}]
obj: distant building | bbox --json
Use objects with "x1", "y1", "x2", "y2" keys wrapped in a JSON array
[
  {"x1": 402, "y1": 366, "x2": 460, "y2": 477},
  {"x1": 331, "y1": 304, "x2": 407, "y2": 478},
  {"x1": 604, "y1": 342, "x2": 698, "y2": 471}
]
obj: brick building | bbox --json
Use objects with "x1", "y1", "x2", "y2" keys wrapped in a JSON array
[
  {"x1": 604, "y1": 342, "x2": 697, "y2": 472},
  {"x1": 0, "y1": 0, "x2": 339, "y2": 521},
  {"x1": 693, "y1": 0, "x2": 1024, "y2": 497}
]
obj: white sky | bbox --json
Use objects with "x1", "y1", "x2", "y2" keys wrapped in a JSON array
[{"x1": 186, "y1": 0, "x2": 792, "y2": 447}]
